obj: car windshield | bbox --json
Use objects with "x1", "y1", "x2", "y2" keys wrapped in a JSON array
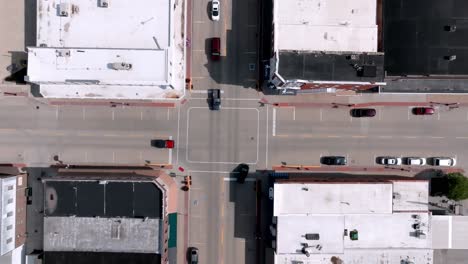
[{"x1": 213, "y1": 10, "x2": 219, "y2": 15}]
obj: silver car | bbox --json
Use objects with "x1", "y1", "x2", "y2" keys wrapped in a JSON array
[{"x1": 405, "y1": 157, "x2": 426, "y2": 166}]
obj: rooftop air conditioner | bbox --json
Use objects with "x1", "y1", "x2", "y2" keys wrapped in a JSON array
[
  {"x1": 58, "y1": 3, "x2": 70, "y2": 17},
  {"x1": 99, "y1": 0, "x2": 109, "y2": 8},
  {"x1": 110, "y1": 62, "x2": 133, "y2": 71}
]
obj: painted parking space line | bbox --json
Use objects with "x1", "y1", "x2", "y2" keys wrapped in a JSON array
[{"x1": 272, "y1": 108, "x2": 277, "y2": 136}]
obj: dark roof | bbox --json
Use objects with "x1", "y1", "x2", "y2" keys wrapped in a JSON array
[
  {"x1": 44, "y1": 252, "x2": 161, "y2": 264},
  {"x1": 278, "y1": 51, "x2": 384, "y2": 82},
  {"x1": 45, "y1": 181, "x2": 161, "y2": 218},
  {"x1": 384, "y1": 0, "x2": 468, "y2": 75}
]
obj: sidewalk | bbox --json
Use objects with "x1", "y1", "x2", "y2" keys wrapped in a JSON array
[{"x1": 263, "y1": 92, "x2": 468, "y2": 108}]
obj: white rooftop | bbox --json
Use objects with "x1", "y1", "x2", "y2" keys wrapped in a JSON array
[
  {"x1": 392, "y1": 180, "x2": 429, "y2": 212},
  {"x1": 275, "y1": 249, "x2": 434, "y2": 264},
  {"x1": 27, "y1": 48, "x2": 169, "y2": 85},
  {"x1": 432, "y1": 216, "x2": 468, "y2": 249},
  {"x1": 274, "y1": 0, "x2": 378, "y2": 52},
  {"x1": 273, "y1": 183, "x2": 393, "y2": 216},
  {"x1": 28, "y1": 0, "x2": 185, "y2": 99},
  {"x1": 37, "y1": 0, "x2": 170, "y2": 49}
]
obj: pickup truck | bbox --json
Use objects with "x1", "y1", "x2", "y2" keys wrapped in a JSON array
[{"x1": 208, "y1": 89, "x2": 221, "y2": 110}]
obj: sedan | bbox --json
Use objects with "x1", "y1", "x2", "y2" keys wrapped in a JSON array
[
  {"x1": 350, "y1": 108, "x2": 376, "y2": 117},
  {"x1": 412, "y1": 107, "x2": 435, "y2": 115},
  {"x1": 405, "y1": 157, "x2": 426, "y2": 166},
  {"x1": 377, "y1": 156, "x2": 402, "y2": 165},
  {"x1": 321, "y1": 156, "x2": 347, "y2": 166},
  {"x1": 211, "y1": 0, "x2": 220, "y2": 21}
]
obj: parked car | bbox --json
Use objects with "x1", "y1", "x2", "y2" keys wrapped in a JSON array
[
  {"x1": 208, "y1": 89, "x2": 221, "y2": 110},
  {"x1": 211, "y1": 37, "x2": 221, "y2": 61},
  {"x1": 412, "y1": 107, "x2": 435, "y2": 115},
  {"x1": 268, "y1": 187, "x2": 274, "y2": 200},
  {"x1": 151, "y1": 139, "x2": 174, "y2": 149},
  {"x1": 321, "y1": 156, "x2": 347, "y2": 166},
  {"x1": 432, "y1": 157, "x2": 456, "y2": 167},
  {"x1": 187, "y1": 247, "x2": 199, "y2": 264},
  {"x1": 377, "y1": 156, "x2": 402, "y2": 165},
  {"x1": 350, "y1": 108, "x2": 376, "y2": 117},
  {"x1": 234, "y1": 163, "x2": 249, "y2": 183},
  {"x1": 211, "y1": 0, "x2": 220, "y2": 21},
  {"x1": 405, "y1": 157, "x2": 426, "y2": 166}
]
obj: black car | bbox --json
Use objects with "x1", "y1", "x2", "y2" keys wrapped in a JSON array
[
  {"x1": 208, "y1": 89, "x2": 221, "y2": 110},
  {"x1": 234, "y1": 163, "x2": 249, "y2": 183},
  {"x1": 350, "y1": 108, "x2": 376, "y2": 117},
  {"x1": 321, "y1": 156, "x2": 347, "y2": 166},
  {"x1": 187, "y1": 247, "x2": 199, "y2": 264}
]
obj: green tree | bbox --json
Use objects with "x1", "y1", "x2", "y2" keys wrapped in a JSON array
[{"x1": 447, "y1": 173, "x2": 468, "y2": 201}]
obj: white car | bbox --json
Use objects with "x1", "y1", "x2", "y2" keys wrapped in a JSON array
[
  {"x1": 377, "y1": 157, "x2": 402, "y2": 165},
  {"x1": 433, "y1": 157, "x2": 456, "y2": 167},
  {"x1": 211, "y1": 0, "x2": 220, "y2": 21},
  {"x1": 405, "y1": 157, "x2": 426, "y2": 166}
]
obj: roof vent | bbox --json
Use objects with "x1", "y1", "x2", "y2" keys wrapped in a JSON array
[
  {"x1": 444, "y1": 55, "x2": 456, "y2": 61},
  {"x1": 110, "y1": 62, "x2": 133, "y2": 71},
  {"x1": 56, "y1": 49, "x2": 71, "y2": 57},
  {"x1": 98, "y1": 0, "x2": 109, "y2": 8},
  {"x1": 304, "y1": 233, "x2": 320, "y2": 240},
  {"x1": 444, "y1": 25, "x2": 456, "y2": 32},
  {"x1": 58, "y1": 3, "x2": 71, "y2": 17}
]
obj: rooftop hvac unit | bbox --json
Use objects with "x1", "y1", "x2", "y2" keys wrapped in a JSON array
[
  {"x1": 110, "y1": 62, "x2": 133, "y2": 71},
  {"x1": 56, "y1": 49, "x2": 71, "y2": 57},
  {"x1": 58, "y1": 3, "x2": 71, "y2": 17},
  {"x1": 99, "y1": 0, "x2": 109, "y2": 8},
  {"x1": 305, "y1": 233, "x2": 320, "y2": 240}
]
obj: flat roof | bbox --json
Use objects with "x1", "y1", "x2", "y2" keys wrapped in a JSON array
[
  {"x1": 384, "y1": 0, "x2": 468, "y2": 75},
  {"x1": 27, "y1": 48, "x2": 169, "y2": 85},
  {"x1": 432, "y1": 216, "x2": 468, "y2": 249},
  {"x1": 37, "y1": 0, "x2": 170, "y2": 49},
  {"x1": 44, "y1": 181, "x2": 162, "y2": 218},
  {"x1": 44, "y1": 217, "x2": 161, "y2": 253},
  {"x1": 273, "y1": 182, "x2": 393, "y2": 216},
  {"x1": 392, "y1": 181, "x2": 429, "y2": 212},
  {"x1": 275, "y1": 249, "x2": 433, "y2": 264},
  {"x1": 276, "y1": 215, "x2": 345, "y2": 254},
  {"x1": 277, "y1": 51, "x2": 384, "y2": 82},
  {"x1": 274, "y1": 0, "x2": 377, "y2": 52}
]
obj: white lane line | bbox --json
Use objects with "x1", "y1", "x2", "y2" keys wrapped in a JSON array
[
  {"x1": 82, "y1": 107, "x2": 86, "y2": 120},
  {"x1": 193, "y1": 21, "x2": 205, "y2": 24},
  {"x1": 272, "y1": 108, "x2": 277, "y2": 136},
  {"x1": 407, "y1": 107, "x2": 410, "y2": 120},
  {"x1": 430, "y1": 136, "x2": 445, "y2": 139},
  {"x1": 293, "y1": 107, "x2": 296, "y2": 121},
  {"x1": 55, "y1": 106, "x2": 59, "y2": 120},
  {"x1": 320, "y1": 108, "x2": 323, "y2": 122},
  {"x1": 176, "y1": 105, "x2": 181, "y2": 165},
  {"x1": 438, "y1": 111, "x2": 440, "y2": 120},
  {"x1": 140, "y1": 111, "x2": 143, "y2": 121},
  {"x1": 266, "y1": 105, "x2": 269, "y2": 169},
  {"x1": 223, "y1": 178, "x2": 256, "y2": 182},
  {"x1": 191, "y1": 90, "x2": 225, "y2": 94}
]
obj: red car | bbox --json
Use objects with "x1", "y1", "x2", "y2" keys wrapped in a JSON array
[
  {"x1": 412, "y1": 107, "x2": 435, "y2": 115},
  {"x1": 211, "y1": 37, "x2": 220, "y2": 61},
  {"x1": 151, "y1": 139, "x2": 174, "y2": 149}
]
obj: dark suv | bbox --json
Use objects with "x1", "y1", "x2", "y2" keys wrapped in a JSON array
[
  {"x1": 321, "y1": 156, "x2": 347, "y2": 166},
  {"x1": 234, "y1": 163, "x2": 249, "y2": 183},
  {"x1": 350, "y1": 108, "x2": 376, "y2": 117},
  {"x1": 208, "y1": 89, "x2": 221, "y2": 110}
]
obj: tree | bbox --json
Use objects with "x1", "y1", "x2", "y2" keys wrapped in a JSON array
[{"x1": 446, "y1": 173, "x2": 468, "y2": 201}]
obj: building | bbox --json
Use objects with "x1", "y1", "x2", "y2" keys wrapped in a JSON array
[
  {"x1": 271, "y1": 179, "x2": 434, "y2": 263},
  {"x1": 269, "y1": 0, "x2": 385, "y2": 93},
  {"x1": 40, "y1": 169, "x2": 178, "y2": 264},
  {"x1": 26, "y1": 0, "x2": 186, "y2": 100},
  {"x1": 0, "y1": 173, "x2": 27, "y2": 264}
]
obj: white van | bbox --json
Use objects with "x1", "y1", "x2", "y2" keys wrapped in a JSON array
[
  {"x1": 433, "y1": 157, "x2": 456, "y2": 167},
  {"x1": 406, "y1": 157, "x2": 426, "y2": 166}
]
